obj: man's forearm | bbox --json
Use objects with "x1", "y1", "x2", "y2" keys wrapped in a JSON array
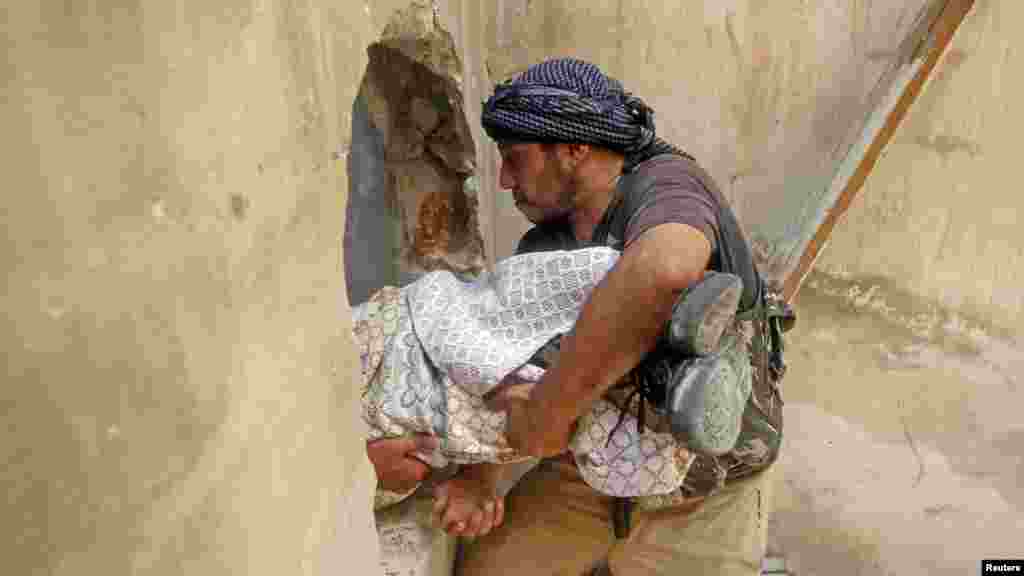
[
  {"x1": 525, "y1": 224, "x2": 711, "y2": 452},
  {"x1": 532, "y1": 249, "x2": 674, "y2": 422}
]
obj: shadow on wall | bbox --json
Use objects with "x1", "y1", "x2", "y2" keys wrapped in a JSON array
[{"x1": 344, "y1": 20, "x2": 484, "y2": 306}]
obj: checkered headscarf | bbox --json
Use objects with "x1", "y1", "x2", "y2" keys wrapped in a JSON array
[{"x1": 482, "y1": 58, "x2": 690, "y2": 172}]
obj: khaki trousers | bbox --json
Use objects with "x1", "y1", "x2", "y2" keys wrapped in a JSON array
[{"x1": 459, "y1": 456, "x2": 772, "y2": 576}]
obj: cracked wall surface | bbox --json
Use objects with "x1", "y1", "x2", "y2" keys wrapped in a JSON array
[{"x1": 345, "y1": 2, "x2": 484, "y2": 306}]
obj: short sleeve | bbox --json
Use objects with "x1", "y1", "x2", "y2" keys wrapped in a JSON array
[{"x1": 622, "y1": 157, "x2": 719, "y2": 254}]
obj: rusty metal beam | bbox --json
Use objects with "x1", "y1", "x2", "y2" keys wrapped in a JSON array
[{"x1": 782, "y1": 0, "x2": 977, "y2": 302}]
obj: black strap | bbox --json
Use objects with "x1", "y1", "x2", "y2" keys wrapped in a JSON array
[
  {"x1": 613, "y1": 498, "x2": 632, "y2": 539},
  {"x1": 590, "y1": 188, "x2": 623, "y2": 249}
]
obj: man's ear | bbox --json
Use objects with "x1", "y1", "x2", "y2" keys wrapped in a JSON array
[
  {"x1": 556, "y1": 143, "x2": 590, "y2": 174},
  {"x1": 567, "y1": 143, "x2": 591, "y2": 163}
]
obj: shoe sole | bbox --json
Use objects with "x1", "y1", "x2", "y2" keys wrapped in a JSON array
[
  {"x1": 666, "y1": 331, "x2": 752, "y2": 456},
  {"x1": 668, "y1": 273, "x2": 743, "y2": 357}
]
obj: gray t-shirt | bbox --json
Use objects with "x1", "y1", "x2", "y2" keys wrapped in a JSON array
[{"x1": 516, "y1": 153, "x2": 760, "y2": 311}]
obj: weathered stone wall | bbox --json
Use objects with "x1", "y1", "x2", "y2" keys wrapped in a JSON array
[{"x1": 1, "y1": 1, "x2": 386, "y2": 574}]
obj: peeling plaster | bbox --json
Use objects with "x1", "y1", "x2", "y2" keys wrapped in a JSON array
[{"x1": 345, "y1": 3, "x2": 484, "y2": 307}]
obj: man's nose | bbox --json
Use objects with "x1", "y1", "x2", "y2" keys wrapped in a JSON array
[{"x1": 498, "y1": 161, "x2": 515, "y2": 191}]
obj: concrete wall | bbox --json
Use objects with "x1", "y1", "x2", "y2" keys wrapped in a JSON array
[
  {"x1": 772, "y1": 2, "x2": 1024, "y2": 574},
  {"x1": 1, "y1": 1, "x2": 386, "y2": 574}
]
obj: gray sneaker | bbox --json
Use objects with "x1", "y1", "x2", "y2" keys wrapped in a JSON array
[
  {"x1": 665, "y1": 272, "x2": 743, "y2": 357},
  {"x1": 666, "y1": 330, "x2": 753, "y2": 456}
]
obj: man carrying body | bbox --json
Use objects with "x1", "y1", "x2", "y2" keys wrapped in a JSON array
[
  {"x1": 461, "y1": 58, "x2": 783, "y2": 575},
  {"x1": 369, "y1": 57, "x2": 786, "y2": 575}
]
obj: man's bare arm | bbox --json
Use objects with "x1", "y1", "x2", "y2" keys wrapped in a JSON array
[{"x1": 500, "y1": 223, "x2": 711, "y2": 457}]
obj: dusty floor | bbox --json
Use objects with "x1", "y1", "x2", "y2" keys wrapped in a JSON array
[{"x1": 768, "y1": 272, "x2": 1024, "y2": 575}]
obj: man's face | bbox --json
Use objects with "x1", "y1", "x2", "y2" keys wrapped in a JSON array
[{"x1": 498, "y1": 143, "x2": 576, "y2": 224}]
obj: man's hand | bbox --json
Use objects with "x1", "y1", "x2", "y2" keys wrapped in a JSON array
[
  {"x1": 485, "y1": 381, "x2": 572, "y2": 457},
  {"x1": 366, "y1": 435, "x2": 439, "y2": 493}
]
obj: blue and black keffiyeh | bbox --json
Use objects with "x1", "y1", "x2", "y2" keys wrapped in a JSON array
[{"x1": 482, "y1": 58, "x2": 690, "y2": 172}]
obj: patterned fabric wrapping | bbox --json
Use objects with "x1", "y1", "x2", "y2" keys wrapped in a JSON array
[{"x1": 353, "y1": 247, "x2": 696, "y2": 509}]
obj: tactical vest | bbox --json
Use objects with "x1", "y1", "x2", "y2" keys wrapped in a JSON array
[{"x1": 590, "y1": 155, "x2": 792, "y2": 537}]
